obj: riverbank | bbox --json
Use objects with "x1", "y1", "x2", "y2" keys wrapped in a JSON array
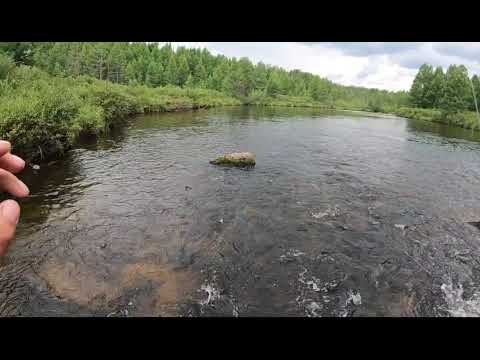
[
  {"x1": 0, "y1": 66, "x2": 240, "y2": 162},
  {"x1": 393, "y1": 107, "x2": 480, "y2": 130},
  {"x1": 2, "y1": 65, "x2": 480, "y2": 163},
  {"x1": 0, "y1": 66, "x2": 345, "y2": 162}
]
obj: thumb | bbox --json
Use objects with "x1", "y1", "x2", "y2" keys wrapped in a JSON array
[{"x1": 0, "y1": 200, "x2": 20, "y2": 257}]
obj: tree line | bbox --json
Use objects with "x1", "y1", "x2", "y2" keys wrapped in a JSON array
[
  {"x1": 409, "y1": 63, "x2": 480, "y2": 114},
  {"x1": 0, "y1": 42, "x2": 408, "y2": 111}
]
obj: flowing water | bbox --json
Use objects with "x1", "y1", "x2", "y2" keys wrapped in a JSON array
[{"x1": 3, "y1": 106, "x2": 480, "y2": 317}]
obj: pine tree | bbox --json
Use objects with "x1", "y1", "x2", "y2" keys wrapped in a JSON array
[
  {"x1": 208, "y1": 60, "x2": 229, "y2": 91},
  {"x1": 145, "y1": 61, "x2": 164, "y2": 87},
  {"x1": 176, "y1": 54, "x2": 190, "y2": 86},
  {"x1": 193, "y1": 60, "x2": 207, "y2": 86},
  {"x1": 164, "y1": 54, "x2": 178, "y2": 85}
]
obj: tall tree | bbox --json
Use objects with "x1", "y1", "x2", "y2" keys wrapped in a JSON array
[
  {"x1": 409, "y1": 64, "x2": 434, "y2": 108},
  {"x1": 164, "y1": 54, "x2": 178, "y2": 85},
  {"x1": 176, "y1": 54, "x2": 190, "y2": 86},
  {"x1": 440, "y1": 65, "x2": 471, "y2": 113},
  {"x1": 429, "y1": 66, "x2": 445, "y2": 108},
  {"x1": 145, "y1": 61, "x2": 164, "y2": 87}
]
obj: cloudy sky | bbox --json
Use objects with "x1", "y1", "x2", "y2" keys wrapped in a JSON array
[{"x1": 167, "y1": 42, "x2": 480, "y2": 92}]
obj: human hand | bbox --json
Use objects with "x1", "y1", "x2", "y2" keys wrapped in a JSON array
[{"x1": 0, "y1": 141, "x2": 29, "y2": 257}]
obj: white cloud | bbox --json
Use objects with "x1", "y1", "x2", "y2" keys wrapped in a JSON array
[{"x1": 165, "y1": 42, "x2": 480, "y2": 92}]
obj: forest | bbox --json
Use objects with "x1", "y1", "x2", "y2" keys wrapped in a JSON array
[{"x1": 0, "y1": 42, "x2": 478, "y2": 161}]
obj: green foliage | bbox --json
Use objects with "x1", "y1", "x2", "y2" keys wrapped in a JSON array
[
  {"x1": 394, "y1": 106, "x2": 480, "y2": 130},
  {"x1": 409, "y1": 64, "x2": 435, "y2": 108},
  {"x1": 440, "y1": 65, "x2": 471, "y2": 115},
  {"x1": 410, "y1": 63, "x2": 478, "y2": 115},
  {"x1": 0, "y1": 42, "x2": 35, "y2": 65},
  {"x1": 0, "y1": 66, "x2": 239, "y2": 161},
  {"x1": 18, "y1": 42, "x2": 406, "y2": 111},
  {"x1": 0, "y1": 52, "x2": 15, "y2": 80},
  {"x1": 71, "y1": 104, "x2": 105, "y2": 138},
  {"x1": 430, "y1": 67, "x2": 445, "y2": 108},
  {"x1": 394, "y1": 107, "x2": 443, "y2": 122},
  {"x1": 9, "y1": 42, "x2": 480, "y2": 161}
]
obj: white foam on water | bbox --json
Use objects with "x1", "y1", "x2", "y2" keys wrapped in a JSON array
[
  {"x1": 311, "y1": 205, "x2": 341, "y2": 219},
  {"x1": 346, "y1": 290, "x2": 362, "y2": 306},
  {"x1": 305, "y1": 302, "x2": 322, "y2": 317},
  {"x1": 279, "y1": 249, "x2": 306, "y2": 262},
  {"x1": 311, "y1": 212, "x2": 327, "y2": 219},
  {"x1": 298, "y1": 267, "x2": 322, "y2": 292},
  {"x1": 285, "y1": 249, "x2": 305, "y2": 257},
  {"x1": 441, "y1": 282, "x2": 480, "y2": 317},
  {"x1": 199, "y1": 283, "x2": 221, "y2": 306}
]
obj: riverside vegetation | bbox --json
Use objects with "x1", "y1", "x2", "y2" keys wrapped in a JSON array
[{"x1": 0, "y1": 42, "x2": 479, "y2": 162}]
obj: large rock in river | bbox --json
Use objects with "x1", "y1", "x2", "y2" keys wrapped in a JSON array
[{"x1": 210, "y1": 152, "x2": 256, "y2": 167}]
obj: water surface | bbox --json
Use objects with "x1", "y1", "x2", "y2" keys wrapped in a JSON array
[{"x1": 3, "y1": 106, "x2": 480, "y2": 317}]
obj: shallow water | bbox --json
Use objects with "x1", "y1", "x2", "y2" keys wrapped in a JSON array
[{"x1": 3, "y1": 106, "x2": 480, "y2": 317}]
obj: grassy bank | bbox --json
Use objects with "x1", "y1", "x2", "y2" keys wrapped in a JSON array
[
  {"x1": 0, "y1": 64, "x2": 374, "y2": 163},
  {"x1": 2, "y1": 64, "x2": 480, "y2": 164},
  {"x1": 0, "y1": 66, "x2": 240, "y2": 161},
  {"x1": 393, "y1": 107, "x2": 480, "y2": 130},
  {"x1": 247, "y1": 93, "x2": 334, "y2": 109}
]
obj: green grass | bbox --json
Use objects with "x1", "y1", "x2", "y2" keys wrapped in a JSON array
[
  {"x1": 0, "y1": 66, "x2": 240, "y2": 161},
  {"x1": 393, "y1": 106, "x2": 480, "y2": 130},
  {"x1": 3, "y1": 64, "x2": 480, "y2": 163}
]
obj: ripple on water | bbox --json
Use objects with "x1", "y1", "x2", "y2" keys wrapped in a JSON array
[
  {"x1": 441, "y1": 281, "x2": 480, "y2": 317},
  {"x1": 7, "y1": 108, "x2": 480, "y2": 316}
]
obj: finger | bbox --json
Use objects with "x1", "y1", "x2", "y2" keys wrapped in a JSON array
[
  {"x1": 0, "y1": 168, "x2": 30, "y2": 198},
  {"x1": 0, "y1": 141, "x2": 11, "y2": 158},
  {"x1": 0, "y1": 153, "x2": 26, "y2": 174},
  {"x1": 0, "y1": 200, "x2": 19, "y2": 257}
]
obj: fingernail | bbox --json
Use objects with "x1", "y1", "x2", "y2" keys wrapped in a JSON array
[
  {"x1": 1, "y1": 200, "x2": 20, "y2": 225},
  {"x1": 0, "y1": 140, "x2": 11, "y2": 151},
  {"x1": 18, "y1": 181, "x2": 30, "y2": 196},
  {"x1": 11, "y1": 155, "x2": 25, "y2": 169}
]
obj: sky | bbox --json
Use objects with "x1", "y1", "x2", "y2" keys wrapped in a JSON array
[{"x1": 165, "y1": 42, "x2": 480, "y2": 92}]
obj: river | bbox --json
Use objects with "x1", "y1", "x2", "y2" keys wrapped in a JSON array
[{"x1": 2, "y1": 106, "x2": 480, "y2": 317}]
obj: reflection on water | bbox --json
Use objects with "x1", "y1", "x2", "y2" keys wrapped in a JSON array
[{"x1": 3, "y1": 106, "x2": 480, "y2": 316}]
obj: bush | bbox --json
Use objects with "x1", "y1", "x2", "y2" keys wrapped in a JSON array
[
  {"x1": 393, "y1": 106, "x2": 480, "y2": 131},
  {"x1": 0, "y1": 53, "x2": 15, "y2": 80},
  {"x1": 71, "y1": 104, "x2": 105, "y2": 139},
  {"x1": 394, "y1": 107, "x2": 442, "y2": 122},
  {"x1": 0, "y1": 65, "x2": 240, "y2": 161}
]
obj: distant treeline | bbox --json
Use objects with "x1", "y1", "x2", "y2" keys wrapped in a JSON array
[
  {"x1": 0, "y1": 42, "x2": 408, "y2": 112},
  {"x1": 1, "y1": 42, "x2": 480, "y2": 161}
]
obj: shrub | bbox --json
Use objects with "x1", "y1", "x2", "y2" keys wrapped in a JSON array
[
  {"x1": 0, "y1": 65, "x2": 239, "y2": 161},
  {"x1": 70, "y1": 104, "x2": 105, "y2": 140},
  {"x1": 0, "y1": 53, "x2": 15, "y2": 80}
]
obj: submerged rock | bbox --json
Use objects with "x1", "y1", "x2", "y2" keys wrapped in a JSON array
[{"x1": 210, "y1": 152, "x2": 256, "y2": 167}]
